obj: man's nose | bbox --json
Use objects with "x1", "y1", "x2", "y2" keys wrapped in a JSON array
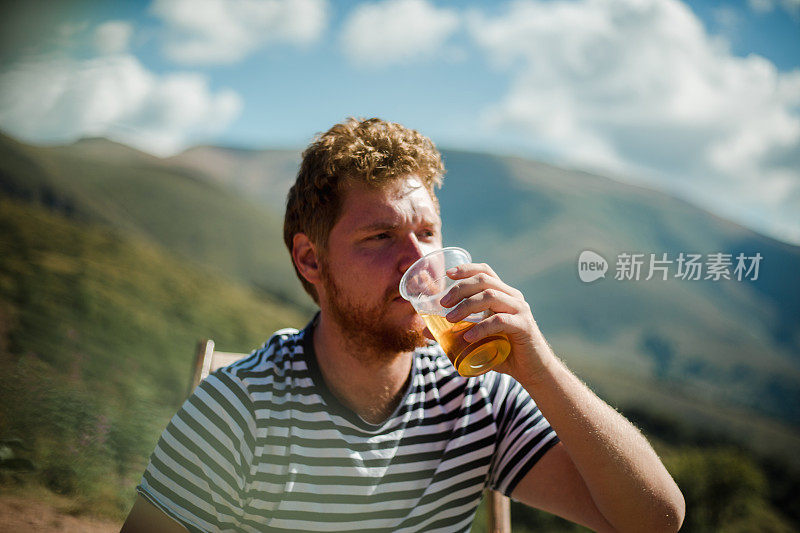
[{"x1": 398, "y1": 235, "x2": 431, "y2": 274}]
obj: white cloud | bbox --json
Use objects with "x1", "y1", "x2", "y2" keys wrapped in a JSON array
[
  {"x1": 747, "y1": 0, "x2": 800, "y2": 16},
  {"x1": 94, "y1": 20, "x2": 135, "y2": 55},
  {"x1": 711, "y1": 6, "x2": 742, "y2": 35},
  {"x1": 150, "y1": 0, "x2": 329, "y2": 65},
  {"x1": 468, "y1": 0, "x2": 800, "y2": 244},
  {"x1": 748, "y1": 0, "x2": 774, "y2": 13},
  {"x1": 0, "y1": 54, "x2": 242, "y2": 156},
  {"x1": 340, "y1": 0, "x2": 460, "y2": 66}
]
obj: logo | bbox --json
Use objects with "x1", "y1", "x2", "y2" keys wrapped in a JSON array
[{"x1": 578, "y1": 250, "x2": 608, "y2": 283}]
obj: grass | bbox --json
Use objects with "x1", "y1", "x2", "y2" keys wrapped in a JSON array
[{"x1": 0, "y1": 198, "x2": 308, "y2": 520}]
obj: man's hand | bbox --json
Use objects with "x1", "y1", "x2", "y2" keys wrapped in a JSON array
[
  {"x1": 435, "y1": 261, "x2": 685, "y2": 532},
  {"x1": 438, "y1": 262, "x2": 554, "y2": 382}
]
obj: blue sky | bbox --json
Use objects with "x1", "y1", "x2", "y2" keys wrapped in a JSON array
[{"x1": 0, "y1": 0, "x2": 798, "y2": 245}]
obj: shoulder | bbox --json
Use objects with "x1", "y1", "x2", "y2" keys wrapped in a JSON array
[
  {"x1": 218, "y1": 327, "x2": 305, "y2": 378},
  {"x1": 253, "y1": 326, "x2": 306, "y2": 360},
  {"x1": 205, "y1": 327, "x2": 308, "y2": 405}
]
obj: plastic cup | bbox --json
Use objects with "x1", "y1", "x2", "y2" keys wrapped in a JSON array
[{"x1": 399, "y1": 247, "x2": 511, "y2": 376}]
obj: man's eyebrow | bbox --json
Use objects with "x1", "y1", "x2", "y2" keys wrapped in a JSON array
[
  {"x1": 357, "y1": 222, "x2": 399, "y2": 233},
  {"x1": 356, "y1": 219, "x2": 440, "y2": 233}
]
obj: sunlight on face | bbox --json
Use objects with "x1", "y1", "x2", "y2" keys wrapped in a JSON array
[{"x1": 319, "y1": 176, "x2": 442, "y2": 357}]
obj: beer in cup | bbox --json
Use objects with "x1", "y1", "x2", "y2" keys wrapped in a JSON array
[{"x1": 399, "y1": 247, "x2": 511, "y2": 376}]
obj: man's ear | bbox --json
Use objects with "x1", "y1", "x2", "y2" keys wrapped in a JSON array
[{"x1": 292, "y1": 233, "x2": 322, "y2": 286}]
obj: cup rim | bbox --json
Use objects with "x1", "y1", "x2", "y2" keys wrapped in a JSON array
[{"x1": 399, "y1": 246, "x2": 471, "y2": 301}]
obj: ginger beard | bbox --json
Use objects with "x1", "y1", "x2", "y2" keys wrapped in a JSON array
[{"x1": 319, "y1": 255, "x2": 425, "y2": 359}]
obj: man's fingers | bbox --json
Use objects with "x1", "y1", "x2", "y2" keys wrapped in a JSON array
[
  {"x1": 462, "y1": 313, "x2": 523, "y2": 343},
  {"x1": 445, "y1": 290, "x2": 519, "y2": 323},
  {"x1": 440, "y1": 268, "x2": 522, "y2": 307},
  {"x1": 446, "y1": 262, "x2": 497, "y2": 280}
]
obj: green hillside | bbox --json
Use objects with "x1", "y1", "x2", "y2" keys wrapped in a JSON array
[
  {"x1": 0, "y1": 133, "x2": 312, "y2": 308},
  {"x1": 0, "y1": 197, "x2": 308, "y2": 517}
]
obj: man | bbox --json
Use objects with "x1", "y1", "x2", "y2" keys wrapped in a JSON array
[{"x1": 122, "y1": 118, "x2": 684, "y2": 532}]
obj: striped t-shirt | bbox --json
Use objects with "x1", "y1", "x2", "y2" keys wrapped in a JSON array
[{"x1": 137, "y1": 317, "x2": 559, "y2": 532}]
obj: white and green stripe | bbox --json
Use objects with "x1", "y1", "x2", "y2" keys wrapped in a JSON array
[{"x1": 138, "y1": 320, "x2": 558, "y2": 532}]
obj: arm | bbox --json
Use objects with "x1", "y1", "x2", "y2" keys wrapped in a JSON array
[
  {"x1": 510, "y1": 359, "x2": 683, "y2": 532},
  {"x1": 120, "y1": 495, "x2": 189, "y2": 533},
  {"x1": 441, "y1": 263, "x2": 685, "y2": 533}
]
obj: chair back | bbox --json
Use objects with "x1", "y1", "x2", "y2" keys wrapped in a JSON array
[
  {"x1": 190, "y1": 339, "x2": 243, "y2": 394},
  {"x1": 190, "y1": 338, "x2": 512, "y2": 533}
]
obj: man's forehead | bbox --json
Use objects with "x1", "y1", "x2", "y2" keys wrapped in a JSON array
[{"x1": 339, "y1": 178, "x2": 439, "y2": 225}]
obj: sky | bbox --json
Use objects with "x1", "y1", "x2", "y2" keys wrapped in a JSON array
[{"x1": 0, "y1": 0, "x2": 798, "y2": 245}]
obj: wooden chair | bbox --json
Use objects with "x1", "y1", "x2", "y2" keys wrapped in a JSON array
[{"x1": 191, "y1": 339, "x2": 512, "y2": 533}]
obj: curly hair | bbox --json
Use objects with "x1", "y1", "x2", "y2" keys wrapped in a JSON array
[{"x1": 284, "y1": 117, "x2": 445, "y2": 303}]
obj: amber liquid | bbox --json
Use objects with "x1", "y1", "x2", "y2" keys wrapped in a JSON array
[{"x1": 420, "y1": 313, "x2": 511, "y2": 376}]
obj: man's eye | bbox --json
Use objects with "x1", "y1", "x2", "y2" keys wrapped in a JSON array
[
  {"x1": 372, "y1": 233, "x2": 390, "y2": 240},
  {"x1": 420, "y1": 229, "x2": 436, "y2": 238}
]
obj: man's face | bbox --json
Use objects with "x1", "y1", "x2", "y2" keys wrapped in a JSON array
[{"x1": 317, "y1": 176, "x2": 442, "y2": 357}]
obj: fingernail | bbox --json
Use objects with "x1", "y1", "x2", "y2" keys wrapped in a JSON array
[
  {"x1": 446, "y1": 267, "x2": 457, "y2": 276},
  {"x1": 463, "y1": 330, "x2": 475, "y2": 341}
]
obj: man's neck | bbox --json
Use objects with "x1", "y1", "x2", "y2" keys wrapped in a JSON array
[{"x1": 312, "y1": 313, "x2": 414, "y2": 425}]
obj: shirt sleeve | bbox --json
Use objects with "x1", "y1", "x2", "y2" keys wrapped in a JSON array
[
  {"x1": 137, "y1": 369, "x2": 257, "y2": 532},
  {"x1": 484, "y1": 372, "x2": 560, "y2": 497}
]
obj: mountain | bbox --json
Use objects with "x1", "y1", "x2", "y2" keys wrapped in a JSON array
[
  {"x1": 0, "y1": 132, "x2": 312, "y2": 308},
  {"x1": 439, "y1": 151, "x2": 800, "y2": 423},
  {"x1": 1, "y1": 133, "x2": 799, "y2": 463},
  {"x1": 165, "y1": 145, "x2": 301, "y2": 214}
]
